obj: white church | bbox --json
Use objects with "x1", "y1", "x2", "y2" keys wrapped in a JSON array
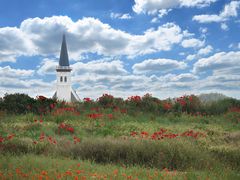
[{"x1": 53, "y1": 34, "x2": 80, "y2": 102}]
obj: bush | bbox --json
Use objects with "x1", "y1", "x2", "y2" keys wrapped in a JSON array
[
  {"x1": 172, "y1": 95, "x2": 202, "y2": 114},
  {"x1": 140, "y1": 93, "x2": 161, "y2": 114},
  {"x1": 0, "y1": 93, "x2": 57, "y2": 115},
  {"x1": 97, "y1": 94, "x2": 114, "y2": 108},
  {"x1": 202, "y1": 98, "x2": 240, "y2": 115},
  {"x1": 1, "y1": 93, "x2": 35, "y2": 114}
]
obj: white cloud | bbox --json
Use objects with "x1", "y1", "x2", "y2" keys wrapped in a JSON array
[
  {"x1": 186, "y1": 45, "x2": 213, "y2": 61},
  {"x1": 72, "y1": 59, "x2": 128, "y2": 76},
  {"x1": 197, "y1": 45, "x2": 213, "y2": 55},
  {"x1": 133, "y1": 0, "x2": 216, "y2": 14},
  {"x1": 186, "y1": 54, "x2": 197, "y2": 61},
  {"x1": 0, "y1": 16, "x2": 188, "y2": 62},
  {"x1": 220, "y1": 23, "x2": 229, "y2": 31},
  {"x1": 181, "y1": 38, "x2": 205, "y2": 48},
  {"x1": 193, "y1": 51, "x2": 240, "y2": 74},
  {"x1": 0, "y1": 27, "x2": 35, "y2": 62},
  {"x1": 151, "y1": 17, "x2": 159, "y2": 23},
  {"x1": 193, "y1": 1, "x2": 240, "y2": 23},
  {"x1": 199, "y1": 27, "x2": 208, "y2": 34},
  {"x1": 151, "y1": 9, "x2": 172, "y2": 23},
  {"x1": 0, "y1": 66, "x2": 34, "y2": 78},
  {"x1": 132, "y1": 58, "x2": 187, "y2": 74},
  {"x1": 110, "y1": 13, "x2": 132, "y2": 19},
  {"x1": 37, "y1": 58, "x2": 58, "y2": 75},
  {"x1": 0, "y1": 76, "x2": 52, "y2": 94},
  {"x1": 180, "y1": 0, "x2": 217, "y2": 8},
  {"x1": 158, "y1": 9, "x2": 171, "y2": 18},
  {"x1": 228, "y1": 42, "x2": 240, "y2": 49},
  {"x1": 160, "y1": 73, "x2": 198, "y2": 82}
]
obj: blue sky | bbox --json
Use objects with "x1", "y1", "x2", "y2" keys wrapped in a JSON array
[{"x1": 0, "y1": 0, "x2": 240, "y2": 99}]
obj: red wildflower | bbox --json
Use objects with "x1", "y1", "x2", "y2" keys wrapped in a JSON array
[
  {"x1": 121, "y1": 109, "x2": 127, "y2": 113},
  {"x1": 67, "y1": 127, "x2": 74, "y2": 133},
  {"x1": 41, "y1": 171, "x2": 48, "y2": 176},
  {"x1": 108, "y1": 114, "x2": 113, "y2": 119},
  {"x1": 39, "y1": 132, "x2": 45, "y2": 141},
  {"x1": 127, "y1": 95, "x2": 141, "y2": 102},
  {"x1": 37, "y1": 95, "x2": 47, "y2": 101},
  {"x1": 65, "y1": 170, "x2": 72, "y2": 176},
  {"x1": 7, "y1": 134, "x2": 15, "y2": 140},
  {"x1": 163, "y1": 103, "x2": 172, "y2": 110},
  {"x1": 87, "y1": 113, "x2": 103, "y2": 119},
  {"x1": 83, "y1": 97, "x2": 92, "y2": 102},
  {"x1": 130, "y1": 131, "x2": 138, "y2": 137},
  {"x1": 141, "y1": 131, "x2": 149, "y2": 138},
  {"x1": 0, "y1": 136, "x2": 4, "y2": 143},
  {"x1": 73, "y1": 136, "x2": 81, "y2": 144},
  {"x1": 50, "y1": 103, "x2": 55, "y2": 109}
]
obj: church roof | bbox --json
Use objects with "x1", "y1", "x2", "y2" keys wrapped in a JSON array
[{"x1": 59, "y1": 34, "x2": 69, "y2": 66}]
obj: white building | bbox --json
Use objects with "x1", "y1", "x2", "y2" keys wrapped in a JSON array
[{"x1": 53, "y1": 34, "x2": 80, "y2": 102}]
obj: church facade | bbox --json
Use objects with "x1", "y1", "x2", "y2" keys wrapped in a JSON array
[{"x1": 53, "y1": 35, "x2": 80, "y2": 102}]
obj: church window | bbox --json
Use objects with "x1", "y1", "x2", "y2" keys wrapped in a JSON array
[
  {"x1": 60, "y1": 76, "x2": 63, "y2": 82},
  {"x1": 64, "y1": 76, "x2": 67, "y2": 82}
]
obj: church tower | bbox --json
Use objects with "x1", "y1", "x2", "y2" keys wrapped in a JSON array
[{"x1": 54, "y1": 34, "x2": 80, "y2": 102}]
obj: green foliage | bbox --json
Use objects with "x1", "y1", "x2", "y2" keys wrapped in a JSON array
[
  {"x1": 202, "y1": 98, "x2": 240, "y2": 115},
  {"x1": 97, "y1": 94, "x2": 125, "y2": 110},
  {"x1": 0, "y1": 93, "x2": 57, "y2": 115},
  {"x1": 0, "y1": 93, "x2": 35, "y2": 114}
]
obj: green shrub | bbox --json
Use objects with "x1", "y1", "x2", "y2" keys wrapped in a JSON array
[
  {"x1": 1, "y1": 93, "x2": 35, "y2": 114},
  {"x1": 0, "y1": 93, "x2": 57, "y2": 115},
  {"x1": 202, "y1": 98, "x2": 240, "y2": 115}
]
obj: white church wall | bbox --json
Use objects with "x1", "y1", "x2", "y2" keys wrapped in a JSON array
[{"x1": 56, "y1": 71, "x2": 72, "y2": 102}]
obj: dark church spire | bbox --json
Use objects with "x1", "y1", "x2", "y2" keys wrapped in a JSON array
[{"x1": 59, "y1": 34, "x2": 69, "y2": 66}]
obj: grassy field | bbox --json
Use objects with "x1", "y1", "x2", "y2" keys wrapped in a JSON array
[{"x1": 0, "y1": 104, "x2": 240, "y2": 179}]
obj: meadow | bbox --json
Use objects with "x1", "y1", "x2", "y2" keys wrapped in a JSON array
[{"x1": 0, "y1": 93, "x2": 240, "y2": 179}]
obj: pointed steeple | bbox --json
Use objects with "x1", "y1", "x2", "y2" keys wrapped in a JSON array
[{"x1": 59, "y1": 34, "x2": 69, "y2": 66}]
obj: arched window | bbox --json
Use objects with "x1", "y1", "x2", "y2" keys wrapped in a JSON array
[
  {"x1": 60, "y1": 76, "x2": 63, "y2": 82},
  {"x1": 64, "y1": 76, "x2": 67, "y2": 82}
]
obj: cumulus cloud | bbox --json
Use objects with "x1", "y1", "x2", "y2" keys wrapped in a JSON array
[
  {"x1": 197, "y1": 45, "x2": 213, "y2": 55},
  {"x1": 0, "y1": 76, "x2": 52, "y2": 92},
  {"x1": 37, "y1": 58, "x2": 58, "y2": 75},
  {"x1": 72, "y1": 59, "x2": 128, "y2": 76},
  {"x1": 132, "y1": 58, "x2": 187, "y2": 74},
  {"x1": 110, "y1": 13, "x2": 132, "y2": 19},
  {"x1": 193, "y1": 1, "x2": 240, "y2": 23},
  {"x1": 220, "y1": 23, "x2": 229, "y2": 31},
  {"x1": 0, "y1": 16, "x2": 188, "y2": 62},
  {"x1": 151, "y1": 9, "x2": 172, "y2": 23},
  {"x1": 0, "y1": 27, "x2": 35, "y2": 62},
  {"x1": 181, "y1": 38, "x2": 205, "y2": 48},
  {"x1": 133, "y1": 0, "x2": 216, "y2": 14},
  {"x1": 193, "y1": 51, "x2": 240, "y2": 74},
  {"x1": 21, "y1": 16, "x2": 183, "y2": 57},
  {"x1": 0, "y1": 66, "x2": 34, "y2": 78},
  {"x1": 187, "y1": 45, "x2": 213, "y2": 61}
]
